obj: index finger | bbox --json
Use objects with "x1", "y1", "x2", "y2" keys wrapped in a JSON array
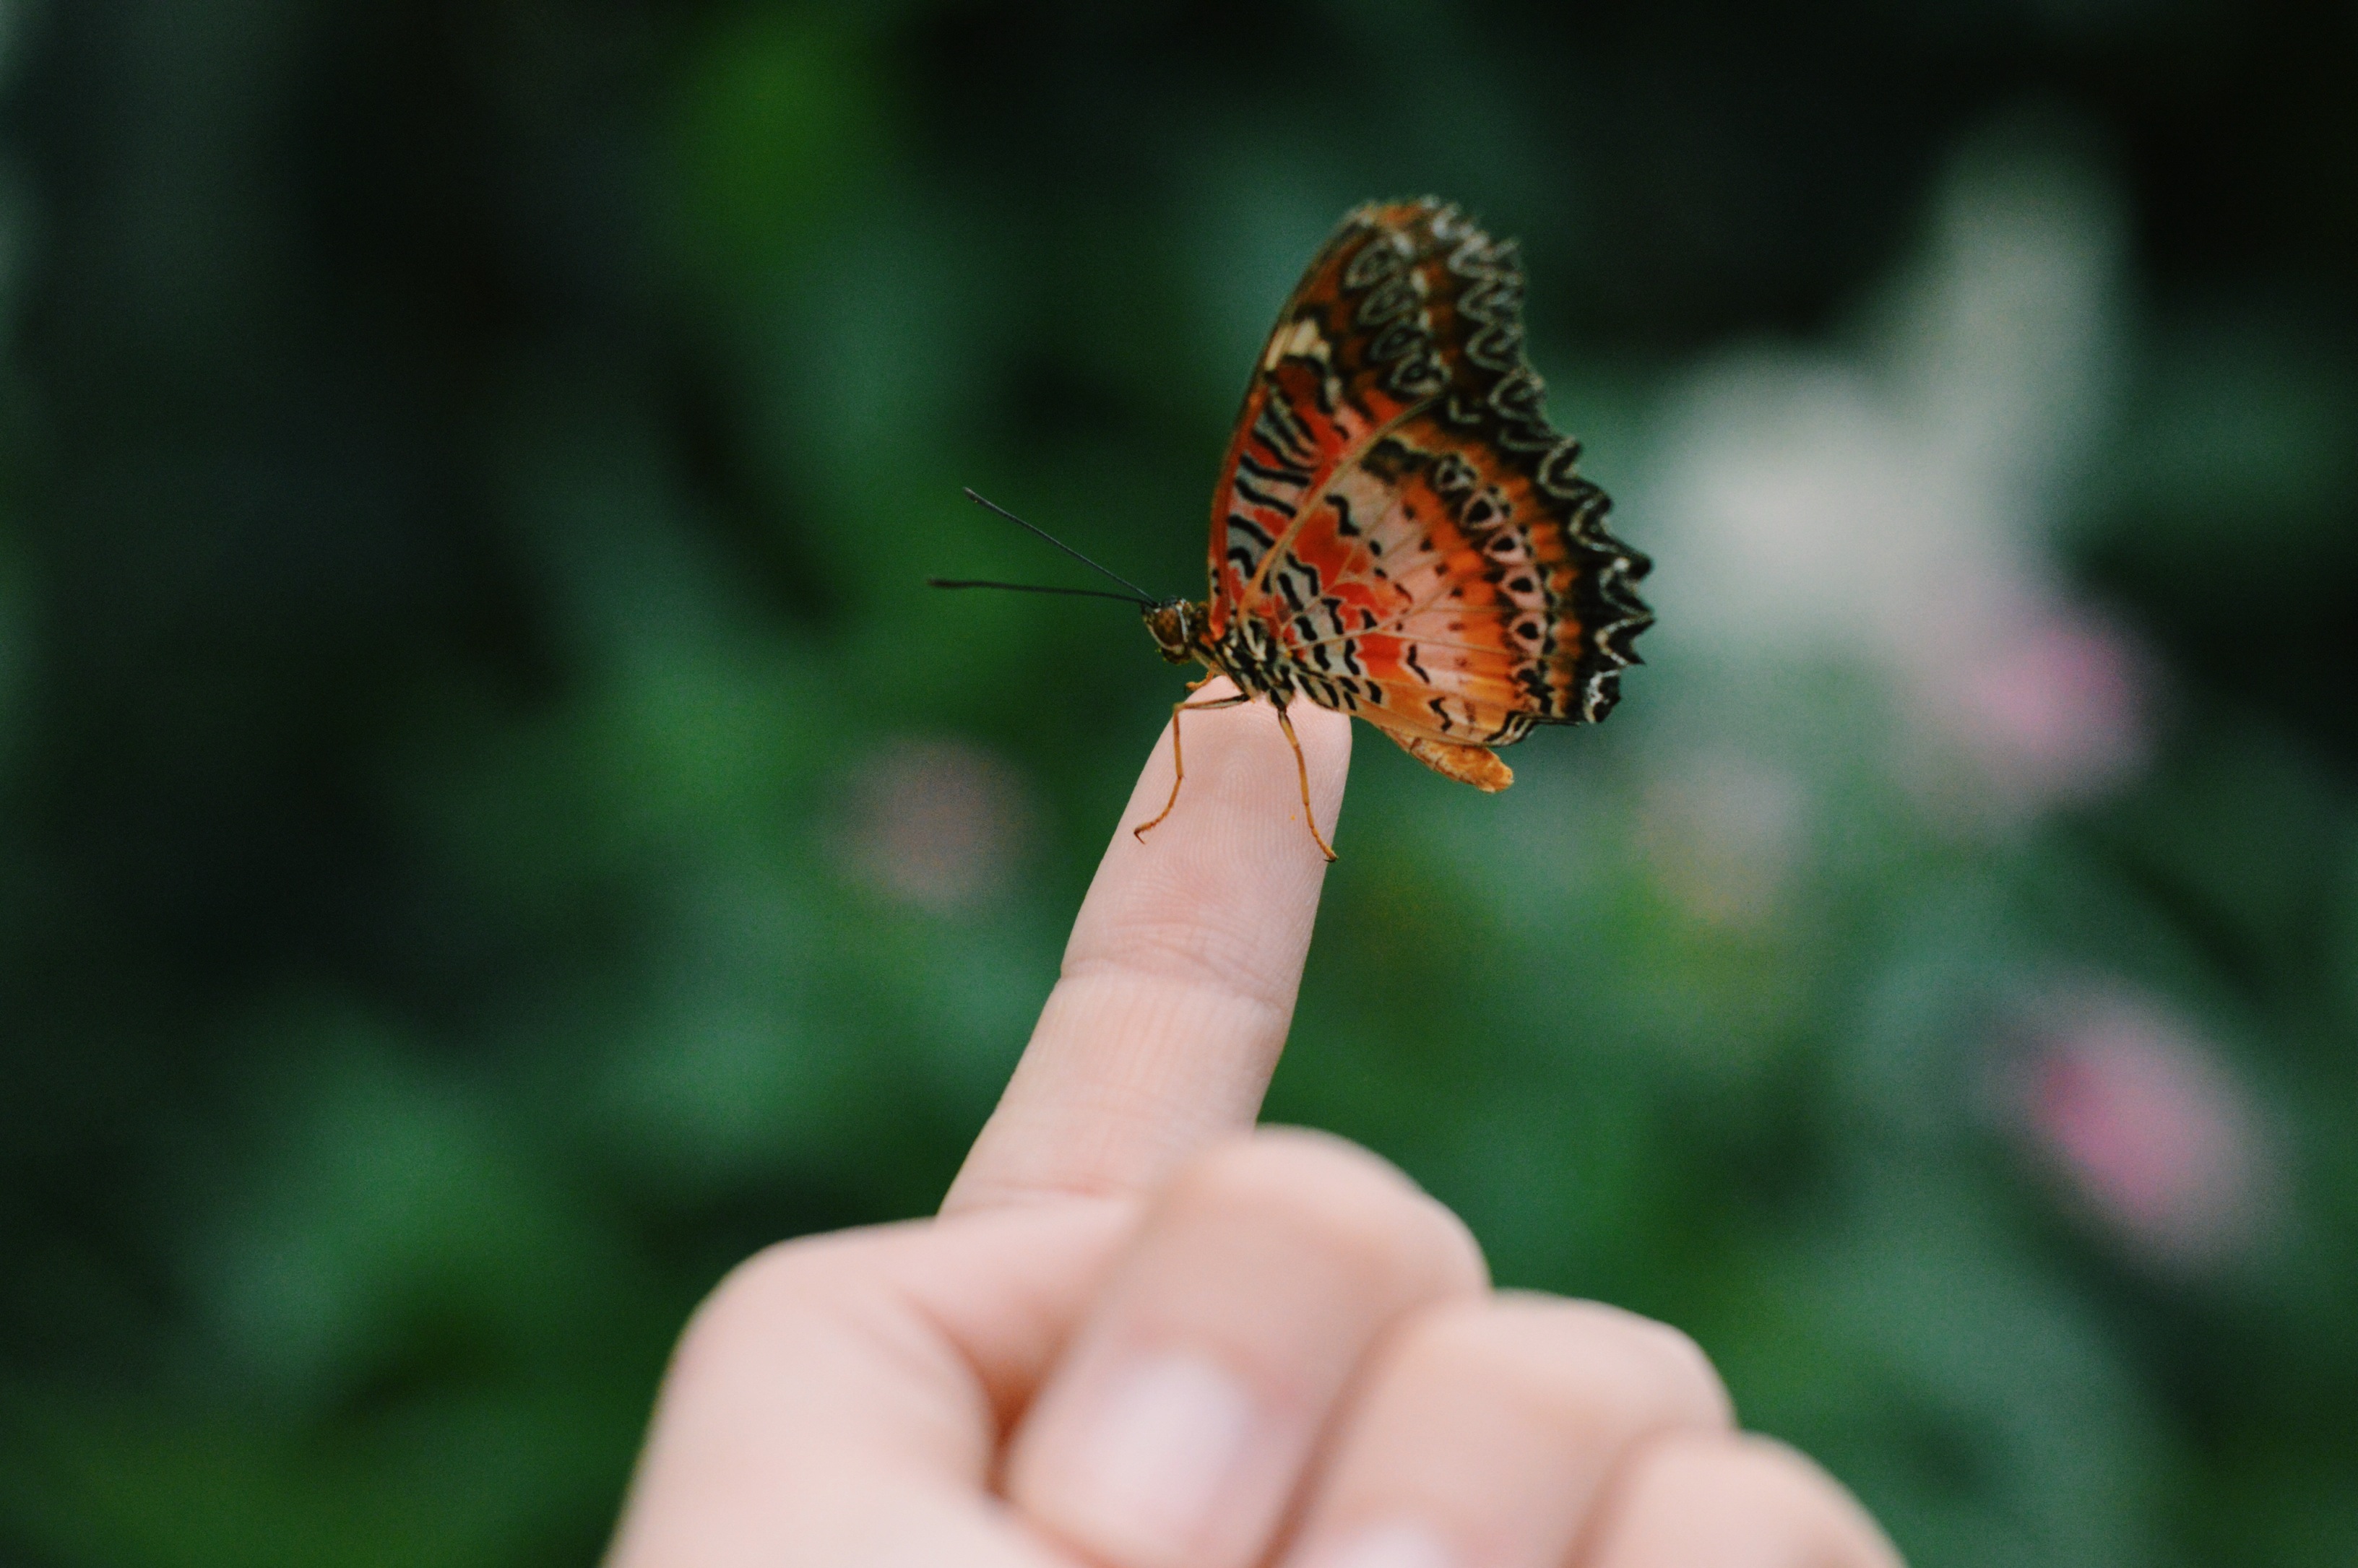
[{"x1": 941, "y1": 679, "x2": 1350, "y2": 1214}]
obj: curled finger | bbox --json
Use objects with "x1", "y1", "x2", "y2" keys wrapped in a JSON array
[
  {"x1": 1003, "y1": 1130, "x2": 1486, "y2": 1568},
  {"x1": 1581, "y1": 1431, "x2": 1903, "y2": 1568},
  {"x1": 1279, "y1": 1295, "x2": 1734, "y2": 1568}
]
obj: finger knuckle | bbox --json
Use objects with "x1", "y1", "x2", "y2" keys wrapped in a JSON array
[
  {"x1": 679, "y1": 1244, "x2": 811, "y2": 1358},
  {"x1": 1675, "y1": 1431, "x2": 1831, "y2": 1496},
  {"x1": 1630, "y1": 1434, "x2": 1903, "y2": 1567},
  {"x1": 1389, "y1": 1296, "x2": 1733, "y2": 1439},
  {"x1": 1170, "y1": 1130, "x2": 1487, "y2": 1296},
  {"x1": 1634, "y1": 1431, "x2": 1792, "y2": 1502},
  {"x1": 673, "y1": 1230, "x2": 880, "y2": 1375}
]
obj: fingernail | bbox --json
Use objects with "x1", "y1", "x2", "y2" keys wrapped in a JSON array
[
  {"x1": 1297, "y1": 1522, "x2": 1459, "y2": 1568},
  {"x1": 1068, "y1": 1352, "x2": 1256, "y2": 1555}
]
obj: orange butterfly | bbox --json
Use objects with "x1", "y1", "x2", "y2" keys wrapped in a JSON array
[{"x1": 941, "y1": 199, "x2": 1652, "y2": 859}]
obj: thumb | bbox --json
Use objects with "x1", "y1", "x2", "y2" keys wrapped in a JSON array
[{"x1": 608, "y1": 1198, "x2": 1138, "y2": 1567}]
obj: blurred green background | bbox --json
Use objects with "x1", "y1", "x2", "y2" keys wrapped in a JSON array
[{"x1": 1, "y1": 1, "x2": 2354, "y2": 1564}]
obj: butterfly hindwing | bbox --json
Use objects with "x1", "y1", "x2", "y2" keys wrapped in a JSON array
[
  {"x1": 1278, "y1": 423, "x2": 1595, "y2": 740},
  {"x1": 1205, "y1": 199, "x2": 1651, "y2": 777}
]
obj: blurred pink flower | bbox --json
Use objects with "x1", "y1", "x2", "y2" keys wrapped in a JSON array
[
  {"x1": 1646, "y1": 145, "x2": 2151, "y2": 822},
  {"x1": 2016, "y1": 987, "x2": 2276, "y2": 1271},
  {"x1": 837, "y1": 737, "x2": 1032, "y2": 911},
  {"x1": 1902, "y1": 594, "x2": 2153, "y2": 819}
]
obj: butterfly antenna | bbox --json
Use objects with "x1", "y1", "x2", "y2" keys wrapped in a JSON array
[
  {"x1": 961, "y1": 488, "x2": 1161, "y2": 602},
  {"x1": 927, "y1": 577, "x2": 1153, "y2": 606}
]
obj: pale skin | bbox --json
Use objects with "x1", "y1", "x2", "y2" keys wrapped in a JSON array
[{"x1": 605, "y1": 680, "x2": 1904, "y2": 1568}]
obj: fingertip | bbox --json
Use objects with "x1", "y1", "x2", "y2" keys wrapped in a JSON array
[
  {"x1": 1119, "y1": 679, "x2": 1349, "y2": 884},
  {"x1": 1079, "y1": 678, "x2": 1349, "y2": 1018},
  {"x1": 943, "y1": 683, "x2": 1353, "y2": 1213}
]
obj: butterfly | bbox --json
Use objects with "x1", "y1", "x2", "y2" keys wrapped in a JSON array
[
  {"x1": 1131, "y1": 197, "x2": 1653, "y2": 857},
  {"x1": 938, "y1": 198, "x2": 1652, "y2": 859}
]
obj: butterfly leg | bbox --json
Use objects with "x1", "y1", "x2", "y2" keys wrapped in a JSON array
[
  {"x1": 1133, "y1": 692, "x2": 1252, "y2": 844},
  {"x1": 1273, "y1": 701, "x2": 1338, "y2": 862}
]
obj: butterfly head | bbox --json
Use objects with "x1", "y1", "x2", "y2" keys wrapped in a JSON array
[{"x1": 1142, "y1": 599, "x2": 1209, "y2": 666}]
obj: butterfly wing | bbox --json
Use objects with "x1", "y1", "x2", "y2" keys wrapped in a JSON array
[{"x1": 1206, "y1": 199, "x2": 1651, "y2": 782}]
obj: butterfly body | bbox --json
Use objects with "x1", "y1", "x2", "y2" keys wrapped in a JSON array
[
  {"x1": 1142, "y1": 596, "x2": 1295, "y2": 701},
  {"x1": 1136, "y1": 198, "x2": 1654, "y2": 853}
]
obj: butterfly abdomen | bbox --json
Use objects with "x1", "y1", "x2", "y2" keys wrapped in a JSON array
[{"x1": 1201, "y1": 611, "x2": 1299, "y2": 705}]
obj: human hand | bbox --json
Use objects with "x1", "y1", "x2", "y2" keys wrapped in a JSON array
[{"x1": 605, "y1": 681, "x2": 1901, "y2": 1568}]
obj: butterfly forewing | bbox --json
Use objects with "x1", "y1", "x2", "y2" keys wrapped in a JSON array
[{"x1": 1205, "y1": 199, "x2": 1651, "y2": 774}]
